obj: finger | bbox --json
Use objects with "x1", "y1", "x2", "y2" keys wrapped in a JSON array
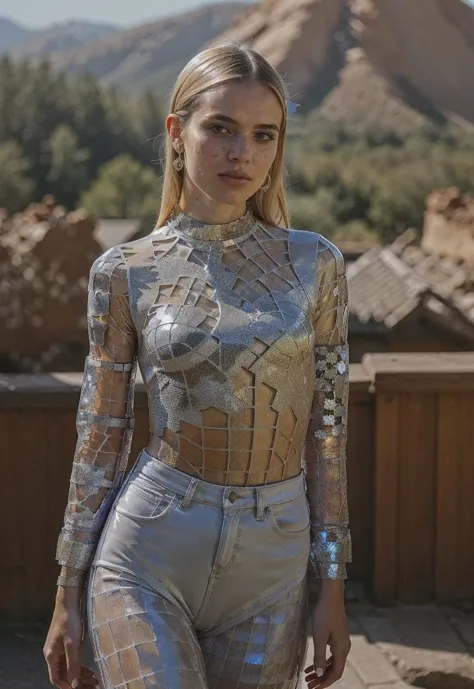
[
  {"x1": 305, "y1": 658, "x2": 333, "y2": 673},
  {"x1": 79, "y1": 675, "x2": 99, "y2": 686},
  {"x1": 80, "y1": 666, "x2": 100, "y2": 684},
  {"x1": 312, "y1": 640, "x2": 328, "y2": 682},
  {"x1": 65, "y1": 638, "x2": 81, "y2": 688},
  {"x1": 305, "y1": 658, "x2": 333, "y2": 688},
  {"x1": 44, "y1": 651, "x2": 70, "y2": 689},
  {"x1": 319, "y1": 648, "x2": 348, "y2": 688}
]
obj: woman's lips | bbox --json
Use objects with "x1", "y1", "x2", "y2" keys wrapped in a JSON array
[{"x1": 218, "y1": 174, "x2": 252, "y2": 187}]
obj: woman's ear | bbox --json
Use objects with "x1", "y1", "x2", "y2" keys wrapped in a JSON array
[{"x1": 165, "y1": 114, "x2": 183, "y2": 152}]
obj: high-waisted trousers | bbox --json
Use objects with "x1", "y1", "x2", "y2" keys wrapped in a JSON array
[{"x1": 82, "y1": 449, "x2": 311, "y2": 689}]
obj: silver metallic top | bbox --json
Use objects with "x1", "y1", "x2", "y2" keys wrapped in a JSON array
[
  {"x1": 167, "y1": 208, "x2": 258, "y2": 243},
  {"x1": 56, "y1": 208, "x2": 351, "y2": 584}
]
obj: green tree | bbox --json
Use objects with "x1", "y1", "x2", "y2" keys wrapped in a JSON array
[
  {"x1": 71, "y1": 75, "x2": 117, "y2": 178},
  {"x1": 46, "y1": 125, "x2": 90, "y2": 208},
  {"x1": 134, "y1": 89, "x2": 165, "y2": 164},
  {"x1": 0, "y1": 140, "x2": 35, "y2": 213},
  {"x1": 81, "y1": 154, "x2": 160, "y2": 223}
]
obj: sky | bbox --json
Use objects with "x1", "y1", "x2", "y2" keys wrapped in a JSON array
[
  {"x1": 2, "y1": 0, "x2": 253, "y2": 29},
  {"x1": 2, "y1": 0, "x2": 474, "y2": 29}
]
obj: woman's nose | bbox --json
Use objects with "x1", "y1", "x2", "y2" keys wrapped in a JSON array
[{"x1": 228, "y1": 135, "x2": 252, "y2": 162}]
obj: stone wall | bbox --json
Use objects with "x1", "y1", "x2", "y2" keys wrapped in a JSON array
[
  {"x1": 422, "y1": 187, "x2": 474, "y2": 265},
  {"x1": 0, "y1": 196, "x2": 102, "y2": 372}
]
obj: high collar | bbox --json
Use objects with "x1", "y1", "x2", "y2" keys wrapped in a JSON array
[{"x1": 167, "y1": 207, "x2": 258, "y2": 243}]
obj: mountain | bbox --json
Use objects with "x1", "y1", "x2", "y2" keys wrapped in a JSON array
[
  {"x1": 17, "y1": 3, "x2": 252, "y2": 95},
  {"x1": 218, "y1": 0, "x2": 474, "y2": 129},
  {"x1": 0, "y1": 17, "x2": 30, "y2": 52},
  {"x1": 3, "y1": 0, "x2": 474, "y2": 131},
  {"x1": 0, "y1": 17, "x2": 118, "y2": 57}
]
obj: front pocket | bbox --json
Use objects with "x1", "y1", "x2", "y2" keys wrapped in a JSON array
[
  {"x1": 267, "y1": 498, "x2": 311, "y2": 539},
  {"x1": 115, "y1": 480, "x2": 179, "y2": 522}
]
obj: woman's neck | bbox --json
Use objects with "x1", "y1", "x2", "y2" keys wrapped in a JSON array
[{"x1": 178, "y1": 192, "x2": 247, "y2": 225}]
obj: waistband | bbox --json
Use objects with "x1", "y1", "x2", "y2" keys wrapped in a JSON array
[{"x1": 131, "y1": 448, "x2": 307, "y2": 512}]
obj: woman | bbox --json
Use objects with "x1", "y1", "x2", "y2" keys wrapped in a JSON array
[{"x1": 44, "y1": 42, "x2": 351, "y2": 689}]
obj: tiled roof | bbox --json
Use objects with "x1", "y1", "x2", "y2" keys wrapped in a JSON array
[{"x1": 347, "y1": 230, "x2": 474, "y2": 337}]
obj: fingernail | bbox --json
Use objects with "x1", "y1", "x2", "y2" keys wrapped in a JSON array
[
  {"x1": 71, "y1": 679, "x2": 79, "y2": 689},
  {"x1": 316, "y1": 667, "x2": 324, "y2": 677}
]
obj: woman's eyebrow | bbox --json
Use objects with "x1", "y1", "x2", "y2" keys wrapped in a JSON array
[{"x1": 205, "y1": 114, "x2": 280, "y2": 131}]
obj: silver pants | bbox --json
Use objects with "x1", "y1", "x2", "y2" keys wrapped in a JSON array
[{"x1": 84, "y1": 449, "x2": 311, "y2": 688}]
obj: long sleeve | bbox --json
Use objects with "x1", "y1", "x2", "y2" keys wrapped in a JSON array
[
  {"x1": 55, "y1": 248, "x2": 137, "y2": 586},
  {"x1": 305, "y1": 242, "x2": 352, "y2": 580}
]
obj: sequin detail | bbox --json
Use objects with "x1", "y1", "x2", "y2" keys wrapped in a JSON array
[
  {"x1": 56, "y1": 217, "x2": 351, "y2": 582},
  {"x1": 88, "y1": 566, "x2": 307, "y2": 688},
  {"x1": 56, "y1": 250, "x2": 137, "y2": 584},
  {"x1": 314, "y1": 344, "x2": 348, "y2": 438},
  {"x1": 305, "y1": 247, "x2": 351, "y2": 579},
  {"x1": 166, "y1": 207, "x2": 258, "y2": 243}
]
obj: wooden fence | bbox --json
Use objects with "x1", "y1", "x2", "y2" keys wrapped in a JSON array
[{"x1": 1, "y1": 352, "x2": 473, "y2": 621}]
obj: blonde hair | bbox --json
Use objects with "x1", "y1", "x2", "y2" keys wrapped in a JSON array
[{"x1": 157, "y1": 42, "x2": 290, "y2": 229}]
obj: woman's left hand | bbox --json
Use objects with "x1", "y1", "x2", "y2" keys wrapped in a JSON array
[{"x1": 305, "y1": 584, "x2": 351, "y2": 688}]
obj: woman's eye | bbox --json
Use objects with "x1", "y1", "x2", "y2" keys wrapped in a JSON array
[
  {"x1": 210, "y1": 124, "x2": 230, "y2": 134},
  {"x1": 256, "y1": 132, "x2": 275, "y2": 142}
]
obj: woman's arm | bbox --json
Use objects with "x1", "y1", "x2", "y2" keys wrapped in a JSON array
[
  {"x1": 55, "y1": 247, "x2": 137, "y2": 594},
  {"x1": 305, "y1": 241, "x2": 351, "y2": 581},
  {"x1": 304, "y1": 241, "x2": 352, "y2": 687}
]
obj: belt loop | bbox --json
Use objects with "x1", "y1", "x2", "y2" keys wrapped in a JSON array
[
  {"x1": 254, "y1": 487, "x2": 265, "y2": 521},
  {"x1": 179, "y1": 479, "x2": 198, "y2": 510}
]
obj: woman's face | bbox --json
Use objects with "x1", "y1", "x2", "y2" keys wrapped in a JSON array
[{"x1": 168, "y1": 80, "x2": 283, "y2": 211}]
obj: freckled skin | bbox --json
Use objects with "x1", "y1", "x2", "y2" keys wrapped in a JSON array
[{"x1": 166, "y1": 80, "x2": 283, "y2": 222}]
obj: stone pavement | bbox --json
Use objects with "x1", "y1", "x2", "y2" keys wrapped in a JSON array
[
  {"x1": 2, "y1": 603, "x2": 474, "y2": 689},
  {"x1": 307, "y1": 601, "x2": 474, "y2": 689}
]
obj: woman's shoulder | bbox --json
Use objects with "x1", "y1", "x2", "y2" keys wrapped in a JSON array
[
  {"x1": 90, "y1": 234, "x2": 155, "y2": 276},
  {"x1": 258, "y1": 220, "x2": 344, "y2": 264}
]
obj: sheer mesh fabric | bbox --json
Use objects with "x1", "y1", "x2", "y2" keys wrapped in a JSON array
[{"x1": 56, "y1": 215, "x2": 351, "y2": 584}]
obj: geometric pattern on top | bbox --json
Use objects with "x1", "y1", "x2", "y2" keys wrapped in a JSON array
[{"x1": 56, "y1": 208, "x2": 351, "y2": 579}]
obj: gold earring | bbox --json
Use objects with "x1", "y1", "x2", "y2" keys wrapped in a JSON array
[
  {"x1": 173, "y1": 147, "x2": 184, "y2": 172},
  {"x1": 260, "y1": 174, "x2": 271, "y2": 192}
]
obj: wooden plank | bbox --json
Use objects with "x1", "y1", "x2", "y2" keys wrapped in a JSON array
[
  {"x1": 363, "y1": 353, "x2": 474, "y2": 391},
  {"x1": 347, "y1": 394, "x2": 375, "y2": 585},
  {"x1": 435, "y1": 393, "x2": 460, "y2": 602},
  {"x1": 17, "y1": 409, "x2": 48, "y2": 621},
  {"x1": 0, "y1": 411, "x2": 25, "y2": 618},
  {"x1": 373, "y1": 392, "x2": 400, "y2": 604},
  {"x1": 397, "y1": 392, "x2": 436, "y2": 603},
  {"x1": 0, "y1": 568, "x2": 26, "y2": 620},
  {"x1": 457, "y1": 392, "x2": 474, "y2": 600},
  {"x1": 42, "y1": 408, "x2": 78, "y2": 618}
]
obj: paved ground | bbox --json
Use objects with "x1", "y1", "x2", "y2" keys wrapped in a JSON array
[{"x1": 2, "y1": 602, "x2": 474, "y2": 689}]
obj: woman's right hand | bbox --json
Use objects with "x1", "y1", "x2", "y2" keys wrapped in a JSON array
[{"x1": 43, "y1": 603, "x2": 99, "y2": 689}]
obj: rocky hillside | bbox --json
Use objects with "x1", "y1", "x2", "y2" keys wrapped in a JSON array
[
  {"x1": 0, "y1": 18, "x2": 117, "y2": 57},
  {"x1": 4, "y1": 0, "x2": 474, "y2": 129},
  {"x1": 218, "y1": 0, "x2": 474, "y2": 128},
  {"x1": 28, "y1": 3, "x2": 251, "y2": 95}
]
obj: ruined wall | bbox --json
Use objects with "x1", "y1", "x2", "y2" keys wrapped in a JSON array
[
  {"x1": 0, "y1": 196, "x2": 102, "y2": 372},
  {"x1": 422, "y1": 188, "x2": 474, "y2": 265}
]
